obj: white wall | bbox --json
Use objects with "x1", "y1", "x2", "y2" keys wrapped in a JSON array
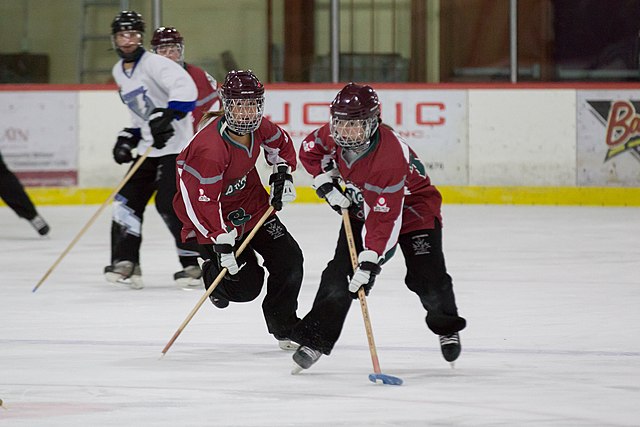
[
  {"x1": 77, "y1": 91, "x2": 130, "y2": 187},
  {"x1": 77, "y1": 87, "x2": 579, "y2": 189},
  {"x1": 5, "y1": 85, "x2": 639, "y2": 190},
  {"x1": 468, "y1": 89, "x2": 577, "y2": 186}
]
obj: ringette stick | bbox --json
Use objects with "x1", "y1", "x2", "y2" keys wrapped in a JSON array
[
  {"x1": 33, "y1": 147, "x2": 154, "y2": 293},
  {"x1": 342, "y1": 209, "x2": 403, "y2": 386},
  {"x1": 161, "y1": 206, "x2": 275, "y2": 356}
]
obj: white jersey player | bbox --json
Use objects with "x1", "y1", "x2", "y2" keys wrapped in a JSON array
[
  {"x1": 112, "y1": 51, "x2": 196, "y2": 156},
  {"x1": 104, "y1": 10, "x2": 203, "y2": 290}
]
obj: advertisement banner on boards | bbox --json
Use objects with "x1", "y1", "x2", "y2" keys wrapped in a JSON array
[
  {"x1": 264, "y1": 89, "x2": 468, "y2": 186},
  {"x1": 577, "y1": 90, "x2": 640, "y2": 186},
  {"x1": 0, "y1": 91, "x2": 78, "y2": 186}
]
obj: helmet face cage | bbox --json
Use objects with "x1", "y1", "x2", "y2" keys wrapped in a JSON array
[
  {"x1": 151, "y1": 27, "x2": 184, "y2": 63},
  {"x1": 329, "y1": 83, "x2": 380, "y2": 150},
  {"x1": 222, "y1": 98, "x2": 265, "y2": 135},
  {"x1": 330, "y1": 116, "x2": 379, "y2": 149},
  {"x1": 221, "y1": 70, "x2": 265, "y2": 135}
]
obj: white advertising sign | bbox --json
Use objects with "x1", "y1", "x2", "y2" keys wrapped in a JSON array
[
  {"x1": 577, "y1": 90, "x2": 640, "y2": 186},
  {"x1": 264, "y1": 88, "x2": 468, "y2": 186},
  {"x1": 0, "y1": 91, "x2": 78, "y2": 186}
]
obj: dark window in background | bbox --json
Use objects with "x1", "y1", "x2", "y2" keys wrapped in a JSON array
[
  {"x1": 554, "y1": 0, "x2": 640, "y2": 80},
  {"x1": 440, "y1": 0, "x2": 640, "y2": 82}
]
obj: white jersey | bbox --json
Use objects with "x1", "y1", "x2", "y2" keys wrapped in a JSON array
[{"x1": 112, "y1": 51, "x2": 197, "y2": 157}]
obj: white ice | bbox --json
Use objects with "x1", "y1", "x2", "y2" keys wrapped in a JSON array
[{"x1": 1, "y1": 203, "x2": 639, "y2": 426}]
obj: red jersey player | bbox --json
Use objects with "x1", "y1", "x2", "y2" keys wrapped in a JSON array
[
  {"x1": 151, "y1": 26, "x2": 220, "y2": 132},
  {"x1": 173, "y1": 70, "x2": 302, "y2": 351},
  {"x1": 290, "y1": 83, "x2": 466, "y2": 373}
]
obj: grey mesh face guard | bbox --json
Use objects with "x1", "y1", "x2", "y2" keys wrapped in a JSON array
[
  {"x1": 223, "y1": 97, "x2": 265, "y2": 135},
  {"x1": 330, "y1": 116, "x2": 379, "y2": 150}
]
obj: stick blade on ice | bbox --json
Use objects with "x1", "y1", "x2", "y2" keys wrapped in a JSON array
[{"x1": 369, "y1": 373, "x2": 403, "y2": 385}]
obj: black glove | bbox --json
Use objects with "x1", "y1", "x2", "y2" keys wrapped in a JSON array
[
  {"x1": 348, "y1": 250, "x2": 381, "y2": 299},
  {"x1": 268, "y1": 164, "x2": 296, "y2": 211},
  {"x1": 112, "y1": 128, "x2": 141, "y2": 164},
  {"x1": 314, "y1": 173, "x2": 350, "y2": 213},
  {"x1": 148, "y1": 108, "x2": 181, "y2": 149}
]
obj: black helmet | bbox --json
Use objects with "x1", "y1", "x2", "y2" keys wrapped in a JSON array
[
  {"x1": 111, "y1": 10, "x2": 145, "y2": 35},
  {"x1": 111, "y1": 11, "x2": 145, "y2": 62}
]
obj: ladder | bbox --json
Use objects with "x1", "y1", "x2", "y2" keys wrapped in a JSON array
[{"x1": 78, "y1": 0, "x2": 130, "y2": 83}]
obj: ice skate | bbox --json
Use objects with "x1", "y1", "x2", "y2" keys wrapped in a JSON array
[
  {"x1": 29, "y1": 215, "x2": 50, "y2": 236},
  {"x1": 439, "y1": 332, "x2": 461, "y2": 365},
  {"x1": 208, "y1": 295, "x2": 229, "y2": 309},
  {"x1": 104, "y1": 261, "x2": 143, "y2": 289},
  {"x1": 291, "y1": 346, "x2": 322, "y2": 374},
  {"x1": 174, "y1": 265, "x2": 202, "y2": 289},
  {"x1": 274, "y1": 334, "x2": 299, "y2": 351}
]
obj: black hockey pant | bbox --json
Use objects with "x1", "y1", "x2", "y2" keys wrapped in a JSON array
[
  {"x1": 0, "y1": 151, "x2": 38, "y2": 220},
  {"x1": 290, "y1": 218, "x2": 460, "y2": 355},
  {"x1": 201, "y1": 215, "x2": 303, "y2": 339},
  {"x1": 110, "y1": 154, "x2": 200, "y2": 268}
]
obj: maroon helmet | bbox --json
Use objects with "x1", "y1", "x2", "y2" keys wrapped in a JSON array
[
  {"x1": 151, "y1": 27, "x2": 184, "y2": 48},
  {"x1": 329, "y1": 83, "x2": 381, "y2": 150},
  {"x1": 221, "y1": 70, "x2": 265, "y2": 135},
  {"x1": 150, "y1": 27, "x2": 185, "y2": 64}
]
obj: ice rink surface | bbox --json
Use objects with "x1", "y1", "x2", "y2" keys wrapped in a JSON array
[{"x1": 1, "y1": 203, "x2": 639, "y2": 426}]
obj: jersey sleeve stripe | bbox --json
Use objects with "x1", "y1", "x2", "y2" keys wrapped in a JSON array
[
  {"x1": 262, "y1": 145, "x2": 286, "y2": 165},
  {"x1": 196, "y1": 92, "x2": 219, "y2": 106},
  {"x1": 177, "y1": 160, "x2": 223, "y2": 185},
  {"x1": 364, "y1": 178, "x2": 405, "y2": 194},
  {"x1": 177, "y1": 169, "x2": 211, "y2": 239},
  {"x1": 262, "y1": 128, "x2": 282, "y2": 144},
  {"x1": 312, "y1": 128, "x2": 330, "y2": 150},
  {"x1": 168, "y1": 100, "x2": 196, "y2": 115}
]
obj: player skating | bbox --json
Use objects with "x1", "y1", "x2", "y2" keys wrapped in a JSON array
[
  {"x1": 173, "y1": 70, "x2": 303, "y2": 350},
  {"x1": 290, "y1": 83, "x2": 466, "y2": 372},
  {"x1": 105, "y1": 11, "x2": 202, "y2": 289}
]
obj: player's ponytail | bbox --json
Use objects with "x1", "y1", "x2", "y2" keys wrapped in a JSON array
[{"x1": 198, "y1": 109, "x2": 224, "y2": 131}]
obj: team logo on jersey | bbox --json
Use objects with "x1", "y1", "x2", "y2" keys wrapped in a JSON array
[
  {"x1": 198, "y1": 189, "x2": 210, "y2": 202},
  {"x1": 302, "y1": 140, "x2": 315, "y2": 152},
  {"x1": 224, "y1": 175, "x2": 247, "y2": 196},
  {"x1": 373, "y1": 196, "x2": 390, "y2": 213},
  {"x1": 227, "y1": 208, "x2": 251, "y2": 227},
  {"x1": 264, "y1": 218, "x2": 285, "y2": 240},
  {"x1": 411, "y1": 234, "x2": 431, "y2": 255},
  {"x1": 120, "y1": 86, "x2": 156, "y2": 120}
]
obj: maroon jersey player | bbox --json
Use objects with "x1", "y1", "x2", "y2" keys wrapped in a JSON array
[
  {"x1": 290, "y1": 83, "x2": 466, "y2": 373},
  {"x1": 173, "y1": 70, "x2": 303, "y2": 351},
  {"x1": 151, "y1": 26, "x2": 220, "y2": 132}
]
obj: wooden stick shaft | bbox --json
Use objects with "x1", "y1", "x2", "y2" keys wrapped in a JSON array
[
  {"x1": 161, "y1": 206, "x2": 275, "y2": 355},
  {"x1": 342, "y1": 209, "x2": 382, "y2": 375},
  {"x1": 33, "y1": 147, "x2": 153, "y2": 292}
]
